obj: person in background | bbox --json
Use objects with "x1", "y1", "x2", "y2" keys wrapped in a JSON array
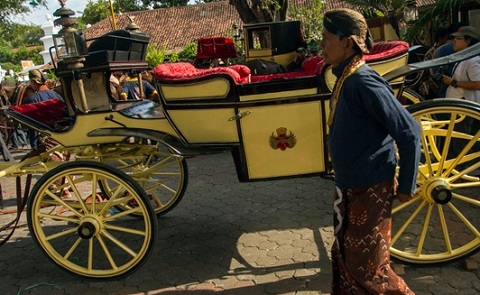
[
  {"x1": 121, "y1": 72, "x2": 159, "y2": 102},
  {"x1": 442, "y1": 26, "x2": 480, "y2": 102},
  {"x1": 0, "y1": 85, "x2": 15, "y2": 161},
  {"x1": 418, "y1": 27, "x2": 449, "y2": 99},
  {"x1": 320, "y1": 8, "x2": 420, "y2": 294},
  {"x1": 0, "y1": 131, "x2": 14, "y2": 162},
  {"x1": 287, "y1": 47, "x2": 306, "y2": 71},
  {"x1": 433, "y1": 22, "x2": 468, "y2": 97},
  {"x1": 25, "y1": 69, "x2": 63, "y2": 150},
  {"x1": 306, "y1": 43, "x2": 319, "y2": 58},
  {"x1": 109, "y1": 74, "x2": 122, "y2": 100}
]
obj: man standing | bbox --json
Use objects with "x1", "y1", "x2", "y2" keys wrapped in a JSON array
[
  {"x1": 320, "y1": 8, "x2": 420, "y2": 294},
  {"x1": 26, "y1": 69, "x2": 63, "y2": 150}
]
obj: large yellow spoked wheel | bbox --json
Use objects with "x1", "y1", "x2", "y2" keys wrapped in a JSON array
[
  {"x1": 391, "y1": 99, "x2": 480, "y2": 265},
  {"x1": 27, "y1": 161, "x2": 157, "y2": 279},
  {"x1": 96, "y1": 142, "x2": 188, "y2": 216}
]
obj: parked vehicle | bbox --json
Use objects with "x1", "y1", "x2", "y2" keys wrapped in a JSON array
[{"x1": 1, "y1": 20, "x2": 480, "y2": 279}]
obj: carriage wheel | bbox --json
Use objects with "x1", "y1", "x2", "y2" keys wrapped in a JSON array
[
  {"x1": 391, "y1": 99, "x2": 480, "y2": 265},
  {"x1": 98, "y1": 142, "x2": 188, "y2": 216},
  {"x1": 27, "y1": 161, "x2": 157, "y2": 279},
  {"x1": 400, "y1": 88, "x2": 424, "y2": 105}
]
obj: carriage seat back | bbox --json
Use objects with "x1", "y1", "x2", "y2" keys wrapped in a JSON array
[
  {"x1": 153, "y1": 62, "x2": 251, "y2": 84},
  {"x1": 250, "y1": 41, "x2": 408, "y2": 83},
  {"x1": 84, "y1": 30, "x2": 150, "y2": 66},
  {"x1": 8, "y1": 99, "x2": 71, "y2": 132}
]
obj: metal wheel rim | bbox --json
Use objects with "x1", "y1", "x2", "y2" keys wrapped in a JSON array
[
  {"x1": 98, "y1": 143, "x2": 188, "y2": 216},
  {"x1": 391, "y1": 102, "x2": 480, "y2": 264},
  {"x1": 27, "y1": 162, "x2": 157, "y2": 279}
]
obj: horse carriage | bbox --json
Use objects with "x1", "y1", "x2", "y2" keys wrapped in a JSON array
[{"x1": 1, "y1": 14, "x2": 480, "y2": 280}]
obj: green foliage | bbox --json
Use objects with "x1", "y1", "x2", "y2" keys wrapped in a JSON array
[
  {"x1": 140, "y1": 0, "x2": 189, "y2": 9},
  {"x1": 340, "y1": 0, "x2": 402, "y2": 18},
  {"x1": 80, "y1": 0, "x2": 110, "y2": 26},
  {"x1": 168, "y1": 51, "x2": 179, "y2": 63},
  {"x1": 0, "y1": 62, "x2": 21, "y2": 76},
  {"x1": 45, "y1": 70, "x2": 57, "y2": 80},
  {"x1": 403, "y1": 0, "x2": 464, "y2": 43},
  {"x1": 289, "y1": 0, "x2": 326, "y2": 43},
  {"x1": 0, "y1": 0, "x2": 48, "y2": 25},
  {"x1": 0, "y1": 23, "x2": 43, "y2": 47},
  {"x1": 145, "y1": 43, "x2": 166, "y2": 67},
  {"x1": 178, "y1": 43, "x2": 197, "y2": 60}
]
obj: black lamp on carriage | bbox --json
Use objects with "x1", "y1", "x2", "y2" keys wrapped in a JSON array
[
  {"x1": 403, "y1": 0, "x2": 418, "y2": 24},
  {"x1": 52, "y1": 0, "x2": 90, "y2": 112},
  {"x1": 52, "y1": 0, "x2": 87, "y2": 65},
  {"x1": 232, "y1": 23, "x2": 243, "y2": 42}
]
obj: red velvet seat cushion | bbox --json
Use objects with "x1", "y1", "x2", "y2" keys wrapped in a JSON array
[
  {"x1": 363, "y1": 41, "x2": 409, "y2": 63},
  {"x1": 10, "y1": 99, "x2": 66, "y2": 129},
  {"x1": 153, "y1": 62, "x2": 251, "y2": 84}
]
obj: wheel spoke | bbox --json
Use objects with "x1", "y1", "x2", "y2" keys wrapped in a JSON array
[
  {"x1": 392, "y1": 101, "x2": 480, "y2": 264},
  {"x1": 447, "y1": 202, "x2": 480, "y2": 239},
  {"x1": 96, "y1": 235, "x2": 119, "y2": 270},
  {"x1": 436, "y1": 205, "x2": 453, "y2": 254},
  {"x1": 44, "y1": 227, "x2": 78, "y2": 241},
  {"x1": 101, "y1": 229, "x2": 139, "y2": 257},
  {"x1": 27, "y1": 161, "x2": 157, "y2": 279}
]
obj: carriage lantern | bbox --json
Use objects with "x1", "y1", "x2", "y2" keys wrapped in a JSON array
[
  {"x1": 52, "y1": 0, "x2": 87, "y2": 63},
  {"x1": 232, "y1": 23, "x2": 243, "y2": 42},
  {"x1": 403, "y1": 0, "x2": 418, "y2": 24}
]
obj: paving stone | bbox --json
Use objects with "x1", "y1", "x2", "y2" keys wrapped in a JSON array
[{"x1": 0, "y1": 151, "x2": 479, "y2": 294}]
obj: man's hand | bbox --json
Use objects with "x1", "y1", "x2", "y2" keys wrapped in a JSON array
[
  {"x1": 394, "y1": 178, "x2": 415, "y2": 203},
  {"x1": 396, "y1": 192, "x2": 415, "y2": 203}
]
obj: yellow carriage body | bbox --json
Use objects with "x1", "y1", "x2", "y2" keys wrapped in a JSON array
[{"x1": 6, "y1": 33, "x2": 410, "y2": 182}]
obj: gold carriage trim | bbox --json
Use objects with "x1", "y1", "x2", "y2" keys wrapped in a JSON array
[{"x1": 269, "y1": 127, "x2": 297, "y2": 151}]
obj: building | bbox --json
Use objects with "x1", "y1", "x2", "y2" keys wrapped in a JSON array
[{"x1": 77, "y1": 0, "x2": 478, "y2": 53}]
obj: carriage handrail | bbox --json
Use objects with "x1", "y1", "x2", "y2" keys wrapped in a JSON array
[{"x1": 383, "y1": 42, "x2": 480, "y2": 82}]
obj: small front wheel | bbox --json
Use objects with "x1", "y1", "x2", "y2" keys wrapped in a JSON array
[{"x1": 27, "y1": 161, "x2": 157, "y2": 279}]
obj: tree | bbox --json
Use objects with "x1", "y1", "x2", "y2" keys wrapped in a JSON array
[
  {"x1": 404, "y1": 0, "x2": 466, "y2": 44},
  {"x1": 229, "y1": 0, "x2": 288, "y2": 24},
  {"x1": 80, "y1": 0, "x2": 144, "y2": 26},
  {"x1": 140, "y1": 0, "x2": 189, "y2": 9},
  {"x1": 0, "y1": 0, "x2": 48, "y2": 25},
  {"x1": 289, "y1": 0, "x2": 326, "y2": 43},
  {"x1": 0, "y1": 23, "x2": 43, "y2": 48}
]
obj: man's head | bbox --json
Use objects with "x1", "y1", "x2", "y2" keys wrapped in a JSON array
[
  {"x1": 28, "y1": 69, "x2": 47, "y2": 86},
  {"x1": 320, "y1": 8, "x2": 373, "y2": 66},
  {"x1": 451, "y1": 26, "x2": 480, "y2": 51}
]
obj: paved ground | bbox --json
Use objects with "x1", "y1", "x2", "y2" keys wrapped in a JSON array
[{"x1": 0, "y1": 149, "x2": 479, "y2": 295}]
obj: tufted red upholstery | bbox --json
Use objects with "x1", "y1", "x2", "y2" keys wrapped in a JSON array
[
  {"x1": 153, "y1": 41, "x2": 409, "y2": 85},
  {"x1": 153, "y1": 62, "x2": 251, "y2": 84},
  {"x1": 10, "y1": 98, "x2": 66, "y2": 129},
  {"x1": 363, "y1": 41, "x2": 409, "y2": 63}
]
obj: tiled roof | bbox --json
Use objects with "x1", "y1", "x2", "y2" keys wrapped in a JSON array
[
  {"x1": 83, "y1": 2, "x2": 242, "y2": 52},
  {"x1": 82, "y1": 0, "x2": 437, "y2": 52}
]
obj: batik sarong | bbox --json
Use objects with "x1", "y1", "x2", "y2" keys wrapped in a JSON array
[{"x1": 331, "y1": 179, "x2": 414, "y2": 295}]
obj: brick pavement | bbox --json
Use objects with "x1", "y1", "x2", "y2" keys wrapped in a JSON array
[{"x1": 0, "y1": 150, "x2": 479, "y2": 294}]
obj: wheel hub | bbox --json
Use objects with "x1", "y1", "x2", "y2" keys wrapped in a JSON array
[
  {"x1": 77, "y1": 216, "x2": 101, "y2": 239},
  {"x1": 423, "y1": 178, "x2": 452, "y2": 205}
]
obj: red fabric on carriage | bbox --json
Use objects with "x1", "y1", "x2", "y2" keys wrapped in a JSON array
[
  {"x1": 196, "y1": 37, "x2": 237, "y2": 59},
  {"x1": 363, "y1": 41, "x2": 409, "y2": 63},
  {"x1": 250, "y1": 41, "x2": 409, "y2": 83},
  {"x1": 9, "y1": 98, "x2": 66, "y2": 129},
  {"x1": 153, "y1": 62, "x2": 251, "y2": 84}
]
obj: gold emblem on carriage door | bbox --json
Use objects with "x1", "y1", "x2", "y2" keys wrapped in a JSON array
[{"x1": 269, "y1": 127, "x2": 297, "y2": 151}]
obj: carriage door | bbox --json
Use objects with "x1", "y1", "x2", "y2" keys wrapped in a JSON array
[{"x1": 233, "y1": 80, "x2": 329, "y2": 181}]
